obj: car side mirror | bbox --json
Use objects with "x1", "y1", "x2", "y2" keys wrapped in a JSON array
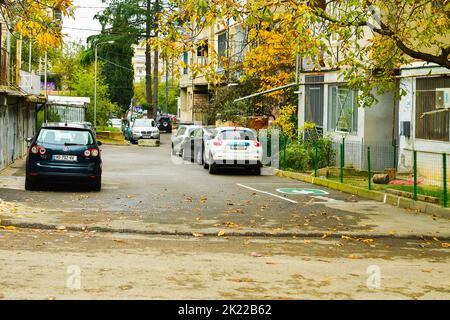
[
  {"x1": 25, "y1": 137, "x2": 33, "y2": 143},
  {"x1": 97, "y1": 141, "x2": 103, "y2": 146}
]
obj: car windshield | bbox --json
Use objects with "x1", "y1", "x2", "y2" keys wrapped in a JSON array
[
  {"x1": 37, "y1": 129, "x2": 94, "y2": 145},
  {"x1": 218, "y1": 129, "x2": 256, "y2": 140},
  {"x1": 134, "y1": 119, "x2": 155, "y2": 127}
]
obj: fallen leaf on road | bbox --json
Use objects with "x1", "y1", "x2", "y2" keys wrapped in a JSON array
[
  {"x1": 119, "y1": 285, "x2": 133, "y2": 290},
  {"x1": 421, "y1": 269, "x2": 432, "y2": 273},
  {"x1": 250, "y1": 252, "x2": 264, "y2": 257},
  {"x1": 56, "y1": 226, "x2": 66, "y2": 231},
  {"x1": 225, "y1": 221, "x2": 242, "y2": 229},
  {"x1": 192, "y1": 233, "x2": 204, "y2": 238},
  {"x1": 322, "y1": 234, "x2": 328, "y2": 239},
  {"x1": 217, "y1": 230, "x2": 225, "y2": 237},
  {"x1": 228, "y1": 277, "x2": 255, "y2": 283},
  {"x1": 441, "y1": 243, "x2": 450, "y2": 248},
  {"x1": 113, "y1": 239, "x2": 126, "y2": 244},
  {"x1": 0, "y1": 226, "x2": 17, "y2": 230}
]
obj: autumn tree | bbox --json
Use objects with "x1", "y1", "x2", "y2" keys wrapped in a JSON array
[
  {"x1": 161, "y1": 0, "x2": 450, "y2": 108},
  {"x1": 0, "y1": 0, "x2": 73, "y2": 47}
]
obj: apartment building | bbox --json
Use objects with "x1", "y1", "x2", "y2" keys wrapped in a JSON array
[{"x1": 178, "y1": 21, "x2": 247, "y2": 123}]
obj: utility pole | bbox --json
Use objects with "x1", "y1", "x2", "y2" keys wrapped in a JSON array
[
  {"x1": 15, "y1": 35, "x2": 22, "y2": 87},
  {"x1": 28, "y1": 37, "x2": 32, "y2": 73},
  {"x1": 145, "y1": 0, "x2": 152, "y2": 118},
  {"x1": 152, "y1": 0, "x2": 160, "y2": 119}
]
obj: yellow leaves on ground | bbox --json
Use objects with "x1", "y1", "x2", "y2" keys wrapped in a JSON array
[
  {"x1": 0, "y1": 225, "x2": 17, "y2": 231},
  {"x1": 217, "y1": 230, "x2": 226, "y2": 237}
]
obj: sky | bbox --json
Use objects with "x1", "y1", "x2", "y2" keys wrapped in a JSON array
[{"x1": 62, "y1": 0, "x2": 107, "y2": 44}]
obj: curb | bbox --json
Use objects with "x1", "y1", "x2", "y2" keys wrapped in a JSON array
[
  {"x1": 275, "y1": 170, "x2": 450, "y2": 219},
  {"x1": 2, "y1": 220, "x2": 450, "y2": 241}
]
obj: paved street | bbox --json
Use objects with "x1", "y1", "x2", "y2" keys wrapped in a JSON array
[{"x1": 0, "y1": 133, "x2": 449, "y2": 299}]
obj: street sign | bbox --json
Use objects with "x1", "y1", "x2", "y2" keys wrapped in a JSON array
[{"x1": 276, "y1": 188, "x2": 329, "y2": 195}]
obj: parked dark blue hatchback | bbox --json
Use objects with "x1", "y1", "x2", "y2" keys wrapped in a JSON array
[{"x1": 25, "y1": 122, "x2": 103, "y2": 191}]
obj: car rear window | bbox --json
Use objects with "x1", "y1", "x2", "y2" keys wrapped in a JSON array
[
  {"x1": 37, "y1": 129, "x2": 94, "y2": 145},
  {"x1": 218, "y1": 129, "x2": 256, "y2": 140}
]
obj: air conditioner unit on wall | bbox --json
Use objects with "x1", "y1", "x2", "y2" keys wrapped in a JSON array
[{"x1": 436, "y1": 88, "x2": 450, "y2": 109}]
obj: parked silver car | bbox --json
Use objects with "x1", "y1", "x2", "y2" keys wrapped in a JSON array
[
  {"x1": 171, "y1": 125, "x2": 200, "y2": 156},
  {"x1": 130, "y1": 118, "x2": 160, "y2": 144}
]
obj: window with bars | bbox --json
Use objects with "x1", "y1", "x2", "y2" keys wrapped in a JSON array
[
  {"x1": 415, "y1": 77, "x2": 450, "y2": 141},
  {"x1": 328, "y1": 85, "x2": 358, "y2": 133}
]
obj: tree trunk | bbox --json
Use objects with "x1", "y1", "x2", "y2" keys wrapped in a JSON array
[
  {"x1": 152, "y1": 0, "x2": 159, "y2": 120},
  {"x1": 145, "y1": 0, "x2": 152, "y2": 118}
]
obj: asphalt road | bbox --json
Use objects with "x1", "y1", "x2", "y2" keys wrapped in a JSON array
[
  {"x1": 0, "y1": 133, "x2": 449, "y2": 299},
  {"x1": 0, "y1": 133, "x2": 448, "y2": 238}
]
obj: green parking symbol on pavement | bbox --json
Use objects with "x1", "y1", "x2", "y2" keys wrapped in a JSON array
[{"x1": 276, "y1": 188, "x2": 329, "y2": 196}]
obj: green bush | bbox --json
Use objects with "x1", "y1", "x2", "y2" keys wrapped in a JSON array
[
  {"x1": 284, "y1": 142, "x2": 311, "y2": 172},
  {"x1": 283, "y1": 136, "x2": 335, "y2": 172}
]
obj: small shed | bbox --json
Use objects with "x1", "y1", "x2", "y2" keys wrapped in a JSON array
[{"x1": 46, "y1": 95, "x2": 90, "y2": 123}]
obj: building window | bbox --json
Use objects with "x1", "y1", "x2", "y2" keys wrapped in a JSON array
[
  {"x1": 415, "y1": 77, "x2": 450, "y2": 141},
  {"x1": 218, "y1": 32, "x2": 228, "y2": 65},
  {"x1": 182, "y1": 52, "x2": 188, "y2": 75},
  {"x1": 197, "y1": 42, "x2": 208, "y2": 65},
  {"x1": 305, "y1": 75, "x2": 324, "y2": 127},
  {"x1": 328, "y1": 85, "x2": 358, "y2": 133}
]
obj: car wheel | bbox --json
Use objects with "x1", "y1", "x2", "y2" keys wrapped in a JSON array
[
  {"x1": 253, "y1": 166, "x2": 261, "y2": 176},
  {"x1": 208, "y1": 156, "x2": 218, "y2": 174},
  {"x1": 25, "y1": 176, "x2": 37, "y2": 191},
  {"x1": 92, "y1": 176, "x2": 102, "y2": 192},
  {"x1": 196, "y1": 151, "x2": 203, "y2": 165},
  {"x1": 203, "y1": 153, "x2": 209, "y2": 169}
]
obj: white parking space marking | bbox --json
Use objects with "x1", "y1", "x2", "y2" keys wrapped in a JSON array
[{"x1": 236, "y1": 183, "x2": 298, "y2": 204}]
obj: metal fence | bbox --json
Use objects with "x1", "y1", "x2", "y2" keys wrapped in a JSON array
[{"x1": 261, "y1": 129, "x2": 449, "y2": 208}]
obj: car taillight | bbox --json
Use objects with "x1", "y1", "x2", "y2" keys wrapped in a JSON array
[
  {"x1": 91, "y1": 148, "x2": 99, "y2": 157},
  {"x1": 30, "y1": 145, "x2": 46, "y2": 155},
  {"x1": 85, "y1": 148, "x2": 99, "y2": 157},
  {"x1": 254, "y1": 141, "x2": 261, "y2": 147},
  {"x1": 213, "y1": 140, "x2": 222, "y2": 146}
]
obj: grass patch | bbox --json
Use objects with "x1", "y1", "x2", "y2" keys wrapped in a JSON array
[
  {"x1": 327, "y1": 176, "x2": 449, "y2": 205},
  {"x1": 97, "y1": 126, "x2": 121, "y2": 132}
]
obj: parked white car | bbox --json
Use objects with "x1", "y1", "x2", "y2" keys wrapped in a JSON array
[{"x1": 203, "y1": 127, "x2": 262, "y2": 175}]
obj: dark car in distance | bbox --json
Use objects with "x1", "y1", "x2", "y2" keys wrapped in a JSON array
[
  {"x1": 157, "y1": 116, "x2": 172, "y2": 133},
  {"x1": 25, "y1": 122, "x2": 103, "y2": 191}
]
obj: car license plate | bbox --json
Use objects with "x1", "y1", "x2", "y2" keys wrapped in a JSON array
[
  {"x1": 142, "y1": 135, "x2": 151, "y2": 139},
  {"x1": 53, "y1": 155, "x2": 77, "y2": 161},
  {"x1": 231, "y1": 145, "x2": 247, "y2": 150}
]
